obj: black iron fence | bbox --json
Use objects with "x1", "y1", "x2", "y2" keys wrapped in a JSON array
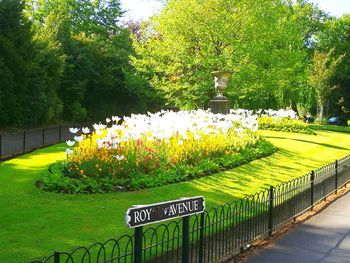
[
  {"x1": 29, "y1": 155, "x2": 350, "y2": 263},
  {"x1": 0, "y1": 126, "x2": 85, "y2": 161}
]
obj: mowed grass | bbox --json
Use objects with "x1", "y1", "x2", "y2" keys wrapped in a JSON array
[
  {"x1": 309, "y1": 124, "x2": 350, "y2": 133},
  {"x1": 1, "y1": 127, "x2": 350, "y2": 262}
]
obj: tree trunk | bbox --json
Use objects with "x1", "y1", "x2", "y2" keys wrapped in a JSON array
[
  {"x1": 319, "y1": 102, "x2": 324, "y2": 121},
  {"x1": 290, "y1": 100, "x2": 298, "y2": 116}
]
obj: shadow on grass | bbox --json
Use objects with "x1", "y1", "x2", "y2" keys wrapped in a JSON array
[
  {"x1": 310, "y1": 124, "x2": 350, "y2": 134},
  {"x1": 266, "y1": 135, "x2": 349, "y2": 151},
  {"x1": 2, "y1": 132, "x2": 350, "y2": 263}
]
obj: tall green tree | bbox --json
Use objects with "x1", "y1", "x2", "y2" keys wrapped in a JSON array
[
  {"x1": 132, "y1": 0, "x2": 325, "y2": 110},
  {"x1": 0, "y1": 0, "x2": 65, "y2": 127},
  {"x1": 308, "y1": 48, "x2": 345, "y2": 120},
  {"x1": 0, "y1": 0, "x2": 33, "y2": 126},
  {"x1": 27, "y1": 0, "x2": 124, "y2": 36},
  {"x1": 314, "y1": 15, "x2": 350, "y2": 116},
  {"x1": 25, "y1": 0, "x2": 159, "y2": 123}
]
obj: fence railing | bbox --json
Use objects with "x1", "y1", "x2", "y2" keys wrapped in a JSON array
[
  {"x1": 0, "y1": 125, "x2": 87, "y2": 161},
  {"x1": 29, "y1": 155, "x2": 350, "y2": 263}
]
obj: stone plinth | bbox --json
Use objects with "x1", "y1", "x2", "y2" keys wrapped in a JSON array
[{"x1": 209, "y1": 96, "x2": 230, "y2": 114}]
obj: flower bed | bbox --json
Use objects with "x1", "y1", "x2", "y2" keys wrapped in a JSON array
[
  {"x1": 40, "y1": 110, "x2": 277, "y2": 193},
  {"x1": 255, "y1": 109, "x2": 315, "y2": 134}
]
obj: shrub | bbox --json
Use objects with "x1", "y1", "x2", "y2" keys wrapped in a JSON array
[
  {"x1": 258, "y1": 116, "x2": 315, "y2": 134},
  {"x1": 39, "y1": 110, "x2": 278, "y2": 193},
  {"x1": 40, "y1": 140, "x2": 277, "y2": 193}
]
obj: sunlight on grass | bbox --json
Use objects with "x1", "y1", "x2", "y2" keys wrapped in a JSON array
[
  {"x1": 310, "y1": 124, "x2": 350, "y2": 134},
  {"x1": 3, "y1": 145, "x2": 66, "y2": 171},
  {"x1": 0, "y1": 130, "x2": 350, "y2": 262}
]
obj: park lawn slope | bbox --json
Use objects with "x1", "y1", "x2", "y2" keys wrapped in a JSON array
[{"x1": 0, "y1": 129, "x2": 350, "y2": 262}]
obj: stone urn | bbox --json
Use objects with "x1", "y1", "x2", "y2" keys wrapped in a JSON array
[
  {"x1": 212, "y1": 71, "x2": 231, "y2": 97},
  {"x1": 209, "y1": 71, "x2": 231, "y2": 114}
]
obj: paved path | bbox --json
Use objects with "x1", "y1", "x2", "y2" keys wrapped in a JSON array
[{"x1": 246, "y1": 191, "x2": 350, "y2": 263}]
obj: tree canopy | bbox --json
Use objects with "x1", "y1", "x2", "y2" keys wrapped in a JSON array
[
  {"x1": 132, "y1": 0, "x2": 328, "y2": 111},
  {"x1": 0, "y1": 0, "x2": 160, "y2": 128},
  {"x1": 0, "y1": 0, "x2": 350, "y2": 128}
]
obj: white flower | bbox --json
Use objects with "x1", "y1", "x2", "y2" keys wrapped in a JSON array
[
  {"x1": 82, "y1": 127, "x2": 90, "y2": 134},
  {"x1": 235, "y1": 128, "x2": 244, "y2": 134},
  {"x1": 93, "y1": 123, "x2": 106, "y2": 131},
  {"x1": 69, "y1": 128, "x2": 79, "y2": 134},
  {"x1": 96, "y1": 138, "x2": 103, "y2": 148},
  {"x1": 113, "y1": 138, "x2": 121, "y2": 144},
  {"x1": 112, "y1": 116, "x2": 121, "y2": 122},
  {"x1": 66, "y1": 140, "x2": 75, "y2": 147},
  {"x1": 66, "y1": 148, "x2": 74, "y2": 155},
  {"x1": 73, "y1": 109, "x2": 262, "y2": 151},
  {"x1": 106, "y1": 118, "x2": 111, "y2": 123},
  {"x1": 260, "y1": 109, "x2": 298, "y2": 119},
  {"x1": 194, "y1": 134, "x2": 201, "y2": 140},
  {"x1": 74, "y1": 135, "x2": 84, "y2": 143},
  {"x1": 114, "y1": 154, "x2": 124, "y2": 161}
]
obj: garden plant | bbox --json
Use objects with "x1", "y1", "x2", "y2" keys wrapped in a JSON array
[
  {"x1": 41, "y1": 109, "x2": 277, "y2": 193},
  {"x1": 40, "y1": 108, "x2": 315, "y2": 194},
  {"x1": 255, "y1": 109, "x2": 315, "y2": 134}
]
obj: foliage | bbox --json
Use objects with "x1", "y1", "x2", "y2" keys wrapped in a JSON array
[
  {"x1": 2, "y1": 0, "x2": 349, "y2": 129},
  {"x1": 40, "y1": 139, "x2": 276, "y2": 193},
  {"x1": 254, "y1": 108, "x2": 314, "y2": 134},
  {"x1": 40, "y1": 110, "x2": 264, "y2": 193},
  {"x1": 0, "y1": 0, "x2": 161, "y2": 128},
  {"x1": 39, "y1": 108, "x2": 319, "y2": 192},
  {"x1": 131, "y1": 0, "x2": 326, "y2": 110},
  {"x1": 2, "y1": 130, "x2": 350, "y2": 262},
  {"x1": 0, "y1": 0, "x2": 64, "y2": 127},
  {"x1": 258, "y1": 116, "x2": 314, "y2": 134},
  {"x1": 313, "y1": 15, "x2": 350, "y2": 117},
  {"x1": 308, "y1": 48, "x2": 345, "y2": 120},
  {"x1": 230, "y1": 108, "x2": 314, "y2": 134}
]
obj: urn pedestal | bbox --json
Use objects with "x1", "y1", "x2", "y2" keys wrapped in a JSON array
[
  {"x1": 209, "y1": 71, "x2": 231, "y2": 114},
  {"x1": 209, "y1": 96, "x2": 230, "y2": 114}
]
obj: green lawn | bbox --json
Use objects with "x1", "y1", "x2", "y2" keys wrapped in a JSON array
[
  {"x1": 309, "y1": 124, "x2": 350, "y2": 133},
  {"x1": 1, "y1": 128, "x2": 350, "y2": 262}
]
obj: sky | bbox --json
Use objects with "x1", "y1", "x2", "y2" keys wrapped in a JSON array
[
  {"x1": 120, "y1": 0, "x2": 350, "y2": 21},
  {"x1": 120, "y1": 0, "x2": 163, "y2": 21}
]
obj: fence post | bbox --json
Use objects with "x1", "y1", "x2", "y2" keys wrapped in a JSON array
[
  {"x1": 335, "y1": 160, "x2": 338, "y2": 194},
  {"x1": 23, "y1": 131, "x2": 26, "y2": 153},
  {"x1": 182, "y1": 216, "x2": 190, "y2": 263},
  {"x1": 42, "y1": 128, "x2": 45, "y2": 147},
  {"x1": 134, "y1": 226, "x2": 143, "y2": 263},
  {"x1": 198, "y1": 212, "x2": 205, "y2": 263},
  {"x1": 311, "y1": 171, "x2": 315, "y2": 210},
  {"x1": 268, "y1": 186, "x2": 274, "y2": 237},
  {"x1": 54, "y1": 251, "x2": 60, "y2": 263}
]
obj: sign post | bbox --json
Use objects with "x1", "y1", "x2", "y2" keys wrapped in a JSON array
[
  {"x1": 134, "y1": 226, "x2": 143, "y2": 263},
  {"x1": 126, "y1": 196, "x2": 205, "y2": 263},
  {"x1": 182, "y1": 216, "x2": 190, "y2": 263}
]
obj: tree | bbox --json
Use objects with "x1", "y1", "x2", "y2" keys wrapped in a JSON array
[
  {"x1": 0, "y1": 0, "x2": 32, "y2": 126},
  {"x1": 131, "y1": 0, "x2": 325, "y2": 111},
  {"x1": 0, "y1": 0, "x2": 65, "y2": 127},
  {"x1": 314, "y1": 15, "x2": 350, "y2": 117},
  {"x1": 308, "y1": 48, "x2": 345, "y2": 120},
  {"x1": 25, "y1": 0, "x2": 160, "y2": 123},
  {"x1": 26, "y1": 0, "x2": 124, "y2": 36}
]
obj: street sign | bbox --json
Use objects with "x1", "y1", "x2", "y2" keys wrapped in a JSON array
[{"x1": 125, "y1": 196, "x2": 205, "y2": 228}]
